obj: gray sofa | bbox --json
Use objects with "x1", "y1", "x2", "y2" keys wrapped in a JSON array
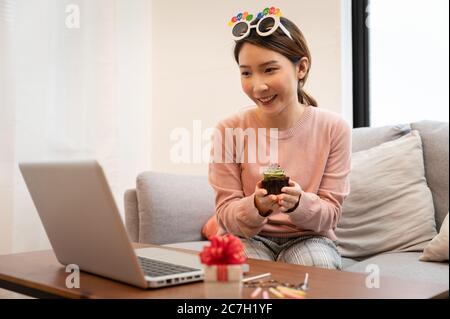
[{"x1": 125, "y1": 121, "x2": 449, "y2": 286}]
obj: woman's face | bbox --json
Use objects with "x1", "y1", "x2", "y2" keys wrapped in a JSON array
[{"x1": 238, "y1": 42, "x2": 303, "y2": 116}]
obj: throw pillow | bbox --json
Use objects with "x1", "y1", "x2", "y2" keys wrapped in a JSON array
[
  {"x1": 420, "y1": 213, "x2": 449, "y2": 262},
  {"x1": 136, "y1": 171, "x2": 215, "y2": 244},
  {"x1": 336, "y1": 130, "x2": 437, "y2": 258}
]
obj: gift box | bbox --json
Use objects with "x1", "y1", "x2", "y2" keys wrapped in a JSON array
[
  {"x1": 204, "y1": 264, "x2": 243, "y2": 282},
  {"x1": 203, "y1": 264, "x2": 243, "y2": 299},
  {"x1": 199, "y1": 235, "x2": 247, "y2": 299}
]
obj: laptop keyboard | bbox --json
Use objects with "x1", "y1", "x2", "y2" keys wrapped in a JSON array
[{"x1": 137, "y1": 256, "x2": 200, "y2": 277}]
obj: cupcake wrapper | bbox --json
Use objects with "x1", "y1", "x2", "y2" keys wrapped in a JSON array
[{"x1": 262, "y1": 176, "x2": 290, "y2": 195}]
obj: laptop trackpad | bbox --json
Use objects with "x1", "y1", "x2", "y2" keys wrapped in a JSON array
[{"x1": 135, "y1": 247, "x2": 203, "y2": 269}]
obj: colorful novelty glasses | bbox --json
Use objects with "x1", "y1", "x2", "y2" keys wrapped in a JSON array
[{"x1": 228, "y1": 7, "x2": 294, "y2": 41}]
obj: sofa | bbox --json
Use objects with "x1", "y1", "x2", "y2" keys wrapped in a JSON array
[{"x1": 124, "y1": 121, "x2": 449, "y2": 287}]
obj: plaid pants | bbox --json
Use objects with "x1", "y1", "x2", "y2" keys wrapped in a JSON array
[{"x1": 240, "y1": 235, "x2": 342, "y2": 270}]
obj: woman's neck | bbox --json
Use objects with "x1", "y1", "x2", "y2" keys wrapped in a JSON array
[{"x1": 255, "y1": 102, "x2": 306, "y2": 131}]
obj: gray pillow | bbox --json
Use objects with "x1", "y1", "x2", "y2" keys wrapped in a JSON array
[
  {"x1": 136, "y1": 172, "x2": 215, "y2": 244},
  {"x1": 336, "y1": 131, "x2": 437, "y2": 258}
]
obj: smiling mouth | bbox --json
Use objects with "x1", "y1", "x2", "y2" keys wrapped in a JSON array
[{"x1": 257, "y1": 95, "x2": 277, "y2": 105}]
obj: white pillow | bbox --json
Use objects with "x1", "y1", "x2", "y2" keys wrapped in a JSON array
[
  {"x1": 336, "y1": 131, "x2": 437, "y2": 258},
  {"x1": 420, "y1": 213, "x2": 449, "y2": 262}
]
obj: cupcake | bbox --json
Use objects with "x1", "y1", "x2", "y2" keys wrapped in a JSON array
[{"x1": 261, "y1": 164, "x2": 290, "y2": 195}]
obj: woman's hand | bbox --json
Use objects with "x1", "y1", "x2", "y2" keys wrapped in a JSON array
[
  {"x1": 277, "y1": 180, "x2": 302, "y2": 213},
  {"x1": 254, "y1": 180, "x2": 278, "y2": 217}
]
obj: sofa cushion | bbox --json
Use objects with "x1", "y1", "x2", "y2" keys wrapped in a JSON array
[
  {"x1": 341, "y1": 257, "x2": 359, "y2": 269},
  {"x1": 420, "y1": 213, "x2": 449, "y2": 262},
  {"x1": 351, "y1": 123, "x2": 411, "y2": 153},
  {"x1": 344, "y1": 252, "x2": 449, "y2": 286},
  {"x1": 163, "y1": 241, "x2": 210, "y2": 252},
  {"x1": 336, "y1": 131, "x2": 437, "y2": 258},
  {"x1": 136, "y1": 172, "x2": 215, "y2": 244},
  {"x1": 411, "y1": 121, "x2": 449, "y2": 229}
]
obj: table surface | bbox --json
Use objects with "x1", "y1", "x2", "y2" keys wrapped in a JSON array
[{"x1": 0, "y1": 243, "x2": 448, "y2": 299}]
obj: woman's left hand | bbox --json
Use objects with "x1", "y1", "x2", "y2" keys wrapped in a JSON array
[{"x1": 277, "y1": 180, "x2": 302, "y2": 212}]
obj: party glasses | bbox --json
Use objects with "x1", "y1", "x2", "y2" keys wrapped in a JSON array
[{"x1": 228, "y1": 7, "x2": 294, "y2": 42}]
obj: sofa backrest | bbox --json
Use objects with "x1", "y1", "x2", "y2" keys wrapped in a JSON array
[
  {"x1": 351, "y1": 123, "x2": 411, "y2": 153},
  {"x1": 411, "y1": 121, "x2": 449, "y2": 229}
]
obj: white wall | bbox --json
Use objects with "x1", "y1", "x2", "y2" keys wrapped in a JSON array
[
  {"x1": 151, "y1": 0, "x2": 350, "y2": 175},
  {"x1": 0, "y1": 0, "x2": 15, "y2": 254}
]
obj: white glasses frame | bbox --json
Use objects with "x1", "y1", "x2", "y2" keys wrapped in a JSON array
[{"x1": 232, "y1": 16, "x2": 294, "y2": 41}]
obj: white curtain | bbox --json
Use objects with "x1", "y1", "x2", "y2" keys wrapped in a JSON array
[{"x1": 0, "y1": 0, "x2": 152, "y2": 254}]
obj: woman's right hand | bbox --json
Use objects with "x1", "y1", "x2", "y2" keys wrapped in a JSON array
[{"x1": 254, "y1": 181, "x2": 278, "y2": 217}]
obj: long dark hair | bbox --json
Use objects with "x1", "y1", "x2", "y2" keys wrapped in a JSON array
[{"x1": 234, "y1": 17, "x2": 318, "y2": 107}]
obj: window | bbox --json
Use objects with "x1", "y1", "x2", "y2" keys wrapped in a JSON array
[{"x1": 368, "y1": 0, "x2": 449, "y2": 126}]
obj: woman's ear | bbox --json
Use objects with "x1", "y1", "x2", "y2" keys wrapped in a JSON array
[{"x1": 296, "y1": 57, "x2": 309, "y2": 80}]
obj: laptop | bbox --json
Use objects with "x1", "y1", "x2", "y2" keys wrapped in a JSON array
[{"x1": 19, "y1": 160, "x2": 204, "y2": 289}]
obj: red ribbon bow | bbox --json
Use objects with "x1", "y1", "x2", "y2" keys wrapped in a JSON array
[{"x1": 199, "y1": 234, "x2": 247, "y2": 266}]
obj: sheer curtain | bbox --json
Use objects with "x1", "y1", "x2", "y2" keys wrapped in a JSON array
[{"x1": 0, "y1": 0, "x2": 152, "y2": 254}]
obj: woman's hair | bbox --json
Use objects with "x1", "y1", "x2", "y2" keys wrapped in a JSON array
[{"x1": 234, "y1": 17, "x2": 318, "y2": 107}]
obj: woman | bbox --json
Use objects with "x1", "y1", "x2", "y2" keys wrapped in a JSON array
[{"x1": 202, "y1": 8, "x2": 351, "y2": 270}]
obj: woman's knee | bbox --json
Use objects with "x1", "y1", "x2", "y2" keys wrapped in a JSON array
[
  {"x1": 240, "y1": 237, "x2": 274, "y2": 261},
  {"x1": 277, "y1": 238, "x2": 342, "y2": 270},
  {"x1": 278, "y1": 252, "x2": 341, "y2": 270}
]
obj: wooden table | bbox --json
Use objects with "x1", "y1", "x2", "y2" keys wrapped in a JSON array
[{"x1": 0, "y1": 244, "x2": 448, "y2": 299}]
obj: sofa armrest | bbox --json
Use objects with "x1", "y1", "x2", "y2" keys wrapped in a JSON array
[{"x1": 124, "y1": 189, "x2": 139, "y2": 242}]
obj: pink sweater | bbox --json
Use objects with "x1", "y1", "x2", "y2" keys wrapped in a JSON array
[{"x1": 207, "y1": 105, "x2": 351, "y2": 241}]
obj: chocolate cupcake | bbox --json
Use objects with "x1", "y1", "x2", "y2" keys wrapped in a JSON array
[{"x1": 261, "y1": 164, "x2": 290, "y2": 195}]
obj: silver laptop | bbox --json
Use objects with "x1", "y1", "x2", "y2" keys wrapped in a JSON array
[{"x1": 19, "y1": 160, "x2": 204, "y2": 289}]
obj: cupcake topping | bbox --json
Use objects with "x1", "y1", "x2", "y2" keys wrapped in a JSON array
[{"x1": 263, "y1": 163, "x2": 285, "y2": 178}]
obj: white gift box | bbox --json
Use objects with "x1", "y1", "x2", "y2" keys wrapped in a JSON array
[{"x1": 203, "y1": 265, "x2": 243, "y2": 299}]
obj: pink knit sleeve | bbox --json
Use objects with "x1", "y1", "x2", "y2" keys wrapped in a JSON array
[
  {"x1": 207, "y1": 124, "x2": 267, "y2": 238},
  {"x1": 288, "y1": 119, "x2": 351, "y2": 233}
]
